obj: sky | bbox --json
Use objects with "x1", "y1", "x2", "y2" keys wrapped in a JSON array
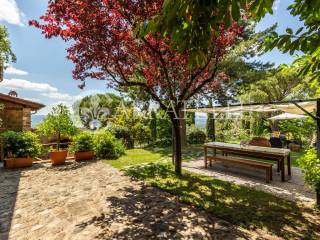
[{"x1": 0, "y1": 0, "x2": 304, "y2": 115}]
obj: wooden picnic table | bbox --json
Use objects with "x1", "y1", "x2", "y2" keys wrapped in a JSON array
[{"x1": 204, "y1": 142, "x2": 291, "y2": 182}]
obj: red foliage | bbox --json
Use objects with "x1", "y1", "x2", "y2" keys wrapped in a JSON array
[{"x1": 31, "y1": 0, "x2": 244, "y2": 108}]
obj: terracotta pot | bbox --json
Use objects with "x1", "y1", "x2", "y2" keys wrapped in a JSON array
[
  {"x1": 5, "y1": 157, "x2": 33, "y2": 169},
  {"x1": 50, "y1": 150, "x2": 67, "y2": 165},
  {"x1": 75, "y1": 151, "x2": 95, "y2": 161},
  {"x1": 248, "y1": 137, "x2": 271, "y2": 147}
]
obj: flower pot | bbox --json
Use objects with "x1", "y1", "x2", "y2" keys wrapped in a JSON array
[
  {"x1": 75, "y1": 151, "x2": 95, "y2": 161},
  {"x1": 50, "y1": 150, "x2": 67, "y2": 166},
  {"x1": 5, "y1": 157, "x2": 33, "y2": 169}
]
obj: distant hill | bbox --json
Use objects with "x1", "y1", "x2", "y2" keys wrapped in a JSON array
[
  {"x1": 31, "y1": 115, "x2": 45, "y2": 128},
  {"x1": 31, "y1": 114, "x2": 207, "y2": 129}
]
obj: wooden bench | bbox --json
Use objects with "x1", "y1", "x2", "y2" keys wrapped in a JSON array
[{"x1": 206, "y1": 155, "x2": 273, "y2": 183}]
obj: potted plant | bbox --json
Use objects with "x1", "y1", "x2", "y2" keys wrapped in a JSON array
[
  {"x1": 298, "y1": 148, "x2": 320, "y2": 208},
  {"x1": 37, "y1": 104, "x2": 77, "y2": 165},
  {"x1": 72, "y1": 132, "x2": 95, "y2": 161},
  {"x1": 2, "y1": 131, "x2": 41, "y2": 169}
]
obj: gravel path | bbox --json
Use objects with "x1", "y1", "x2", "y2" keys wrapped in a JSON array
[
  {"x1": 0, "y1": 160, "x2": 265, "y2": 240},
  {"x1": 183, "y1": 159, "x2": 315, "y2": 205}
]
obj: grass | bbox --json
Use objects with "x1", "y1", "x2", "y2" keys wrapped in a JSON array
[
  {"x1": 106, "y1": 145, "x2": 204, "y2": 169},
  {"x1": 106, "y1": 144, "x2": 305, "y2": 170},
  {"x1": 124, "y1": 162, "x2": 320, "y2": 239},
  {"x1": 105, "y1": 148, "x2": 171, "y2": 169},
  {"x1": 104, "y1": 146, "x2": 318, "y2": 238}
]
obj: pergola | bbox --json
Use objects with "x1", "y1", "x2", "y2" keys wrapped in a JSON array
[{"x1": 186, "y1": 99, "x2": 320, "y2": 157}]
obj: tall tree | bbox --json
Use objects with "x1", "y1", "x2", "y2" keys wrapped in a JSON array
[
  {"x1": 73, "y1": 93, "x2": 123, "y2": 129},
  {"x1": 0, "y1": 25, "x2": 16, "y2": 81},
  {"x1": 264, "y1": 0, "x2": 320, "y2": 80},
  {"x1": 31, "y1": 0, "x2": 244, "y2": 175},
  {"x1": 239, "y1": 66, "x2": 310, "y2": 102},
  {"x1": 206, "y1": 99, "x2": 215, "y2": 141},
  {"x1": 150, "y1": 110, "x2": 157, "y2": 143}
]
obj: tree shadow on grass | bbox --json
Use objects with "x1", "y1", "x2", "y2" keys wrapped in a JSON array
[
  {"x1": 125, "y1": 163, "x2": 320, "y2": 239},
  {"x1": 147, "y1": 144, "x2": 204, "y2": 162},
  {"x1": 76, "y1": 184, "x2": 248, "y2": 239}
]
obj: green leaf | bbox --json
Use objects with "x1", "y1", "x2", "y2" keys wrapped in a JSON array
[
  {"x1": 286, "y1": 28, "x2": 293, "y2": 35},
  {"x1": 295, "y1": 27, "x2": 304, "y2": 35},
  {"x1": 231, "y1": 0, "x2": 240, "y2": 21}
]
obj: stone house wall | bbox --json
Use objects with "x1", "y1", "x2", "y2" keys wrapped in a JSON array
[{"x1": 0, "y1": 101, "x2": 32, "y2": 132}]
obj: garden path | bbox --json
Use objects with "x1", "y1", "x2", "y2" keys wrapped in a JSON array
[
  {"x1": 0, "y1": 160, "x2": 260, "y2": 240},
  {"x1": 183, "y1": 159, "x2": 315, "y2": 205}
]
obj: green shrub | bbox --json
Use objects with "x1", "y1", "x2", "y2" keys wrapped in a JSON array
[
  {"x1": 156, "y1": 138, "x2": 172, "y2": 147},
  {"x1": 72, "y1": 132, "x2": 94, "y2": 152},
  {"x1": 93, "y1": 131, "x2": 125, "y2": 159},
  {"x1": 298, "y1": 148, "x2": 320, "y2": 192},
  {"x1": 110, "y1": 125, "x2": 134, "y2": 149},
  {"x1": 1, "y1": 131, "x2": 41, "y2": 158},
  {"x1": 188, "y1": 129, "x2": 206, "y2": 144}
]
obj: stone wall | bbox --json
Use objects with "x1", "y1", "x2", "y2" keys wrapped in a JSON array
[
  {"x1": 22, "y1": 108, "x2": 31, "y2": 131},
  {"x1": 0, "y1": 101, "x2": 32, "y2": 132}
]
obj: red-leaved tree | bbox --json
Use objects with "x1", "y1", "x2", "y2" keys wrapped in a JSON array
[{"x1": 31, "y1": 0, "x2": 244, "y2": 175}]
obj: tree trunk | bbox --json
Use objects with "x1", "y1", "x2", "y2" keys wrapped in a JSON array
[
  {"x1": 317, "y1": 188, "x2": 320, "y2": 208},
  {"x1": 172, "y1": 126, "x2": 175, "y2": 165},
  {"x1": 172, "y1": 117, "x2": 182, "y2": 175},
  {"x1": 57, "y1": 132, "x2": 61, "y2": 151}
]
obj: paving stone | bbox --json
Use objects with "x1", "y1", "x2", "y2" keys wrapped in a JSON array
[{"x1": 0, "y1": 160, "x2": 272, "y2": 239}]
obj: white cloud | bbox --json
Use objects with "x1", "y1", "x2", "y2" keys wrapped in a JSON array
[
  {"x1": 1, "y1": 78, "x2": 58, "y2": 92},
  {"x1": 23, "y1": 97, "x2": 41, "y2": 102},
  {"x1": 0, "y1": 0, "x2": 25, "y2": 26},
  {"x1": 273, "y1": 0, "x2": 281, "y2": 12},
  {"x1": 4, "y1": 65, "x2": 28, "y2": 76},
  {"x1": 43, "y1": 92, "x2": 82, "y2": 102}
]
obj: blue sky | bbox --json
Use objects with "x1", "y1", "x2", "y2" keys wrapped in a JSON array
[{"x1": 0, "y1": 0, "x2": 303, "y2": 115}]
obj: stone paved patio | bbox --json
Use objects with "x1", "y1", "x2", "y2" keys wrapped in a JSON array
[
  {"x1": 183, "y1": 159, "x2": 315, "y2": 205},
  {"x1": 0, "y1": 160, "x2": 266, "y2": 240}
]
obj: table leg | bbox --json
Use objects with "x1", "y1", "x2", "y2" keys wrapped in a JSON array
[
  {"x1": 287, "y1": 154, "x2": 291, "y2": 176},
  {"x1": 204, "y1": 146, "x2": 208, "y2": 168},
  {"x1": 281, "y1": 157, "x2": 285, "y2": 182},
  {"x1": 209, "y1": 148, "x2": 213, "y2": 167}
]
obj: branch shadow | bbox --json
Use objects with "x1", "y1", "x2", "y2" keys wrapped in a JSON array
[
  {"x1": 125, "y1": 163, "x2": 320, "y2": 239},
  {"x1": 0, "y1": 165, "x2": 43, "y2": 240},
  {"x1": 76, "y1": 185, "x2": 249, "y2": 239}
]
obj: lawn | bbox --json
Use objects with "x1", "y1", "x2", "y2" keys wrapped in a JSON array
[
  {"x1": 124, "y1": 162, "x2": 320, "y2": 239},
  {"x1": 106, "y1": 145, "x2": 305, "y2": 169},
  {"x1": 106, "y1": 145, "x2": 204, "y2": 169},
  {"x1": 105, "y1": 148, "x2": 171, "y2": 169},
  {"x1": 104, "y1": 146, "x2": 319, "y2": 239}
]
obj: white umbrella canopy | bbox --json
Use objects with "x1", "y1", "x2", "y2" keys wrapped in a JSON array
[{"x1": 267, "y1": 113, "x2": 307, "y2": 120}]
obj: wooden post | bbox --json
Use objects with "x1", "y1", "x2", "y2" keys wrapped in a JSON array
[
  {"x1": 316, "y1": 99, "x2": 320, "y2": 159},
  {"x1": 204, "y1": 146, "x2": 207, "y2": 168},
  {"x1": 212, "y1": 117, "x2": 216, "y2": 156},
  {"x1": 212, "y1": 117, "x2": 216, "y2": 141}
]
